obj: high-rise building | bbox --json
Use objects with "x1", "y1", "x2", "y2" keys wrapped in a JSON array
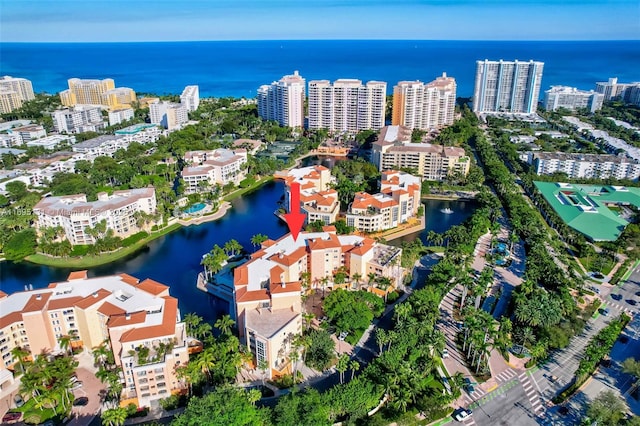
[
  {"x1": 543, "y1": 86, "x2": 604, "y2": 112},
  {"x1": 149, "y1": 100, "x2": 188, "y2": 130},
  {"x1": 392, "y1": 73, "x2": 456, "y2": 130},
  {"x1": 307, "y1": 79, "x2": 386, "y2": 133},
  {"x1": 108, "y1": 108, "x2": 135, "y2": 126},
  {"x1": 473, "y1": 60, "x2": 544, "y2": 114},
  {"x1": 257, "y1": 71, "x2": 305, "y2": 128},
  {"x1": 0, "y1": 90, "x2": 23, "y2": 114},
  {"x1": 0, "y1": 76, "x2": 35, "y2": 102},
  {"x1": 53, "y1": 105, "x2": 105, "y2": 133},
  {"x1": 180, "y1": 85, "x2": 200, "y2": 112},
  {"x1": 60, "y1": 78, "x2": 115, "y2": 106},
  {"x1": 595, "y1": 77, "x2": 640, "y2": 105},
  {"x1": 102, "y1": 87, "x2": 137, "y2": 109}
]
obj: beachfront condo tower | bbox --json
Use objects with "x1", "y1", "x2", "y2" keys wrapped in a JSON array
[
  {"x1": 392, "y1": 73, "x2": 456, "y2": 130},
  {"x1": 307, "y1": 79, "x2": 386, "y2": 133},
  {"x1": 257, "y1": 71, "x2": 305, "y2": 128},
  {"x1": 472, "y1": 59, "x2": 544, "y2": 114}
]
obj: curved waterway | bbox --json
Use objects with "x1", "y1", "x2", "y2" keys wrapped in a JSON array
[{"x1": 0, "y1": 179, "x2": 476, "y2": 321}]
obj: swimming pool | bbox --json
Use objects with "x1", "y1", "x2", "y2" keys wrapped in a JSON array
[{"x1": 184, "y1": 203, "x2": 206, "y2": 214}]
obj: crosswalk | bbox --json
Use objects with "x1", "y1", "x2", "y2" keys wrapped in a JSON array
[
  {"x1": 606, "y1": 300, "x2": 636, "y2": 314},
  {"x1": 494, "y1": 367, "x2": 518, "y2": 383},
  {"x1": 519, "y1": 371, "x2": 545, "y2": 416},
  {"x1": 463, "y1": 386, "x2": 486, "y2": 405}
]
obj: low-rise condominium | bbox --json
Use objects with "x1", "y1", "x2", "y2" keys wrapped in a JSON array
[
  {"x1": 345, "y1": 170, "x2": 421, "y2": 232},
  {"x1": 182, "y1": 149, "x2": 248, "y2": 193},
  {"x1": 307, "y1": 79, "x2": 386, "y2": 133},
  {"x1": 279, "y1": 165, "x2": 340, "y2": 225},
  {"x1": 543, "y1": 86, "x2": 604, "y2": 112},
  {"x1": 226, "y1": 228, "x2": 402, "y2": 377},
  {"x1": 372, "y1": 126, "x2": 470, "y2": 180},
  {"x1": 529, "y1": 152, "x2": 640, "y2": 180},
  {"x1": 392, "y1": 73, "x2": 456, "y2": 130},
  {"x1": 0, "y1": 271, "x2": 188, "y2": 408},
  {"x1": 257, "y1": 71, "x2": 305, "y2": 128},
  {"x1": 473, "y1": 59, "x2": 544, "y2": 114},
  {"x1": 33, "y1": 187, "x2": 157, "y2": 245},
  {"x1": 53, "y1": 105, "x2": 106, "y2": 134}
]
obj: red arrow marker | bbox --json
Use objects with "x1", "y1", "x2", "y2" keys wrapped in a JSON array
[{"x1": 284, "y1": 182, "x2": 306, "y2": 241}]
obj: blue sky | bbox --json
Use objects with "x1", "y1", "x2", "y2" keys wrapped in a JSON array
[{"x1": 1, "y1": 0, "x2": 638, "y2": 42}]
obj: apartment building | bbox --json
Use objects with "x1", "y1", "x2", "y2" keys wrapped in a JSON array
[
  {"x1": 33, "y1": 187, "x2": 157, "y2": 245},
  {"x1": 108, "y1": 108, "x2": 135, "y2": 126},
  {"x1": 392, "y1": 73, "x2": 456, "y2": 130},
  {"x1": 182, "y1": 149, "x2": 248, "y2": 193},
  {"x1": 530, "y1": 152, "x2": 640, "y2": 180},
  {"x1": 595, "y1": 77, "x2": 640, "y2": 103},
  {"x1": 101, "y1": 87, "x2": 136, "y2": 109},
  {"x1": 228, "y1": 228, "x2": 402, "y2": 377},
  {"x1": 257, "y1": 71, "x2": 305, "y2": 128},
  {"x1": 72, "y1": 135, "x2": 128, "y2": 159},
  {"x1": 0, "y1": 76, "x2": 35, "y2": 102},
  {"x1": 0, "y1": 90, "x2": 23, "y2": 114},
  {"x1": 473, "y1": 59, "x2": 544, "y2": 114},
  {"x1": 149, "y1": 100, "x2": 188, "y2": 131},
  {"x1": 180, "y1": 85, "x2": 200, "y2": 112},
  {"x1": 372, "y1": 126, "x2": 470, "y2": 180},
  {"x1": 346, "y1": 170, "x2": 421, "y2": 232},
  {"x1": 60, "y1": 78, "x2": 115, "y2": 106},
  {"x1": 53, "y1": 105, "x2": 106, "y2": 134},
  {"x1": 543, "y1": 86, "x2": 604, "y2": 112},
  {"x1": 279, "y1": 165, "x2": 340, "y2": 225},
  {"x1": 25, "y1": 135, "x2": 76, "y2": 150},
  {"x1": 307, "y1": 79, "x2": 386, "y2": 133},
  {"x1": 8, "y1": 124, "x2": 47, "y2": 143},
  {"x1": 114, "y1": 124, "x2": 162, "y2": 144},
  {"x1": 0, "y1": 272, "x2": 188, "y2": 407}
]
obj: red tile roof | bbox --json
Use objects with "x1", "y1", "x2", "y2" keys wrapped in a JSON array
[
  {"x1": 67, "y1": 271, "x2": 88, "y2": 280},
  {"x1": 22, "y1": 293, "x2": 52, "y2": 312},
  {"x1": 48, "y1": 296, "x2": 83, "y2": 310},
  {"x1": 75, "y1": 289, "x2": 111, "y2": 309},
  {"x1": 108, "y1": 311, "x2": 147, "y2": 327},
  {"x1": 97, "y1": 302, "x2": 126, "y2": 317},
  {"x1": 119, "y1": 273, "x2": 140, "y2": 285},
  {"x1": 136, "y1": 279, "x2": 169, "y2": 296},
  {"x1": 120, "y1": 296, "x2": 178, "y2": 342}
]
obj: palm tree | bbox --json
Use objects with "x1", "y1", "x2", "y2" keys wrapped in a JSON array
[
  {"x1": 223, "y1": 239, "x2": 243, "y2": 257},
  {"x1": 247, "y1": 388, "x2": 262, "y2": 405},
  {"x1": 58, "y1": 334, "x2": 72, "y2": 356},
  {"x1": 250, "y1": 233, "x2": 268, "y2": 251},
  {"x1": 101, "y1": 407, "x2": 127, "y2": 426},
  {"x1": 394, "y1": 303, "x2": 412, "y2": 327},
  {"x1": 11, "y1": 346, "x2": 30, "y2": 374},
  {"x1": 451, "y1": 372, "x2": 465, "y2": 392},
  {"x1": 258, "y1": 359, "x2": 269, "y2": 385},
  {"x1": 302, "y1": 312, "x2": 315, "y2": 331},
  {"x1": 349, "y1": 359, "x2": 360, "y2": 381},
  {"x1": 195, "y1": 348, "x2": 216, "y2": 382},
  {"x1": 336, "y1": 354, "x2": 349, "y2": 384},
  {"x1": 214, "y1": 314, "x2": 235, "y2": 336},
  {"x1": 375, "y1": 328, "x2": 387, "y2": 356},
  {"x1": 351, "y1": 272, "x2": 362, "y2": 290},
  {"x1": 367, "y1": 272, "x2": 377, "y2": 288},
  {"x1": 195, "y1": 322, "x2": 213, "y2": 340},
  {"x1": 183, "y1": 313, "x2": 203, "y2": 338}
]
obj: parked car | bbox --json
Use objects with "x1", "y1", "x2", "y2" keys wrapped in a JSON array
[
  {"x1": 453, "y1": 408, "x2": 472, "y2": 421},
  {"x1": 73, "y1": 396, "x2": 89, "y2": 406},
  {"x1": 71, "y1": 381, "x2": 83, "y2": 390},
  {"x1": 619, "y1": 335, "x2": 629, "y2": 344},
  {"x1": 463, "y1": 378, "x2": 476, "y2": 392},
  {"x1": 600, "y1": 308, "x2": 610, "y2": 316},
  {"x1": 13, "y1": 394, "x2": 24, "y2": 408},
  {"x1": 442, "y1": 349, "x2": 450, "y2": 359},
  {"x1": 558, "y1": 406, "x2": 569, "y2": 416},
  {"x1": 589, "y1": 286, "x2": 600, "y2": 294},
  {"x1": 338, "y1": 331, "x2": 348, "y2": 341},
  {"x1": 1, "y1": 412, "x2": 23, "y2": 423},
  {"x1": 627, "y1": 299, "x2": 637, "y2": 306}
]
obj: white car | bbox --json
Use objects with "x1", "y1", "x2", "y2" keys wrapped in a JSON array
[
  {"x1": 454, "y1": 408, "x2": 472, "y2": 421},
  {"x1": 442, "y1": 349, "x2": 449, "y2": 358},
  {"x1": 71, "y1": 381, "x2": 83, "y2": 390},
  {"x1": 338, "y1": 331, "x2": 348, "y2": 341}
]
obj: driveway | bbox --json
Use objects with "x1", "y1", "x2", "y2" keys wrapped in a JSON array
[{"x1": 66, "y1": 354, "x2": 106, "y2": 426}]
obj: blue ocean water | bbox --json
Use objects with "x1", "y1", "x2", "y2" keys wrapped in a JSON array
[{"x1": 1, "y1": 40, "x2": 638, "y2": 98}]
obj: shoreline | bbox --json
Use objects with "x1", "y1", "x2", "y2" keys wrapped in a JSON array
[
  {"x1": 421, "y1": 193, "x2": 477, "y2": 202},
  {"x1": 22, "y1": 178, "x2": 275, "y2": 269}
]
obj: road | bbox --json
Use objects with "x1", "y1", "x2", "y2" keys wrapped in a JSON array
[{"x1": 469, "y1": 262, "x2": 640, "y2": 426}]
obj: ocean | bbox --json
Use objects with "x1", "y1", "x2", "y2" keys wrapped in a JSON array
[{"x1": 1, "y1": 40, "x2": 639, "y2": 98}]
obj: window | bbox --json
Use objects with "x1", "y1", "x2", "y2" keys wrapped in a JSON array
[{"x1": 256, "y1": 340, "x2": 266, "y2": 364}]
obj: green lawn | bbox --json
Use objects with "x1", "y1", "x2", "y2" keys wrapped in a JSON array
[
  {"x1": 26, "y1": 223, "x2": 182, "y2": 268},
  {"x1": 11, "y1": 393, "x2": 69, "y2": 425},
  {"x1": 223, "y1": 176, "x2": 273, "y2": 202}
]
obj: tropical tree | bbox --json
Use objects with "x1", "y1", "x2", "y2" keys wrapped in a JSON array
[
  {"x1": 57, "y1": 334, "x2": 72, "y2": 356},
  {"x1": 349, "y1": 359, "x2": 360, "y2": 381},
  {"x1": 336, "y1": 354, "x2": 349, "y2": 384},
  {"x1": 101, "y1": 407, "x2": 128, "y2": 426},
  {"x1": 223, "y1": 239, "x2": 243, "y2": 257},
  {"x1": 351, "y1": 272, "x2": 362, "y2": 290},
  {"x1": 195, "y1": 348, "x2": 217, "y2": 382},
  {"x1": 257, "y1": 359, "x2": 269, "y2": 386},
  {"x1": 183, "y1": 313, "x2": 203, "y2": 338},
  {"x1": 586, "y1": 390, "x2": 627, "y2": 426},
  {"x1": 201, "y1": 244, "x2": 228, "y2": 279},
  {"x1": 250, "y1": 233, "x2": 268, "y2": 250},
  {"x1": 375, "y1": 328, "x2": 387, "y2": 356},
  {"x1": 214, "y1": 314, "x2": 235, "y2": 336},
  {"x1": 10, "y1": 346, "x2": 30, "y2": 374}
]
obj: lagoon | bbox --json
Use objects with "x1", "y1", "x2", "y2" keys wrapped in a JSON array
[{"x1": 0, "y1": 181, "x2": 475, "y2": 320}]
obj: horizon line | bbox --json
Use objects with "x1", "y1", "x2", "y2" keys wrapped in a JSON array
[{"x1": 2, "y1": 38, "x2": 639, "y2": 44}]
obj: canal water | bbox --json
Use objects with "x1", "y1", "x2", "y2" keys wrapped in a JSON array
[{"x1": 0, "y1": 175, "x2": 476, "y2": 320}]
